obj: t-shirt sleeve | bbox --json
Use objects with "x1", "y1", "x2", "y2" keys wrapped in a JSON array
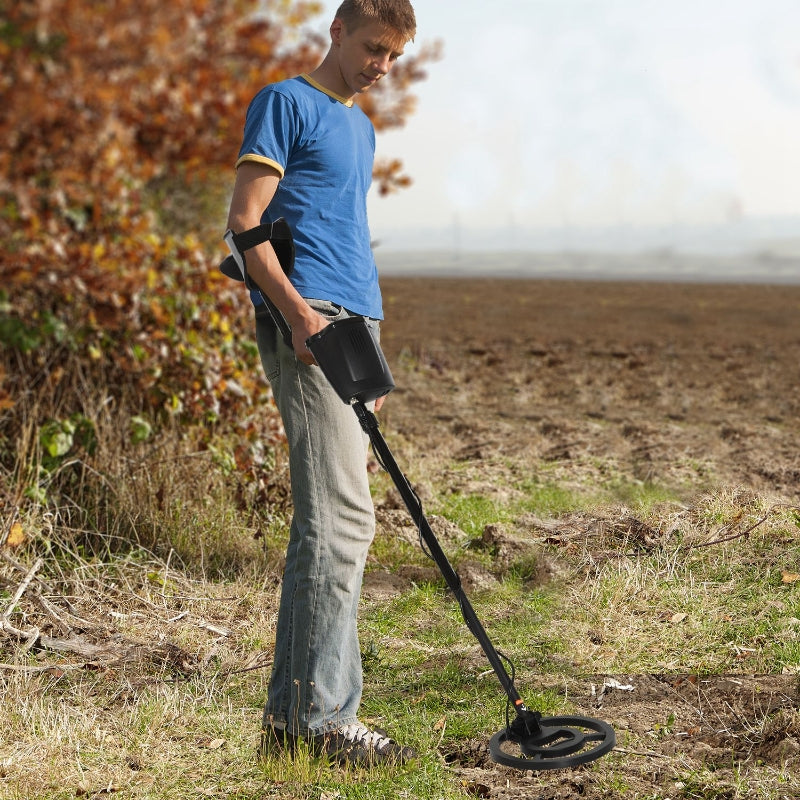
[{"x1": 235, "y1": 87, "x2": 298, "y2": 176}]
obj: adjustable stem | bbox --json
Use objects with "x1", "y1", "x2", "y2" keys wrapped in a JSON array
[{"x1": 352, "y1": 400, "x2": 541, "y2": 732}]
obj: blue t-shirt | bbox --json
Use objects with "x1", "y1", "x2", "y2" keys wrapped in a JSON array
[{"x1": 237, "y1": 75, "x2": 382, "y2": 319}]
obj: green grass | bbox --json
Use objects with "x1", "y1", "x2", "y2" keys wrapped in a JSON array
[
  {"x1": 431, "y1": 479, "x2": 582, "y2": 538},
  {"x1": 432, "y1": 475, "x2": 683, "y2": 540}
]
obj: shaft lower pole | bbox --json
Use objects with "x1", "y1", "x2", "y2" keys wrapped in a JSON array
[{"x1": 353, "y1": 401, "x2": 539, "y2": 725}]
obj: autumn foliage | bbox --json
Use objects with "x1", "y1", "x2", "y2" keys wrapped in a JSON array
[{"x1": 0, "y1": 0, "x2": 434, "y2": 514}]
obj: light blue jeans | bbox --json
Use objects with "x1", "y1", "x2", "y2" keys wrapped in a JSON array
[{"x1": 255, "y1": 300, "x2": 377, "y2": 737}]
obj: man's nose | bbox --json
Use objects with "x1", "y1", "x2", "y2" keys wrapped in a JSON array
[{"x1": 373, "y1": 53, "x2": 392, "y2": 74}]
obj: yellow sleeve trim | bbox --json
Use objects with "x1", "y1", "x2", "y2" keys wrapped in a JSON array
[{"x1": 235, "y1": 154, "x2": 285, "y2": 177}]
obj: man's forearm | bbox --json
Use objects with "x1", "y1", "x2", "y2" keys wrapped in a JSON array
[{"x1": 227, "y1": 220, "x2": 327, "y2": 362}]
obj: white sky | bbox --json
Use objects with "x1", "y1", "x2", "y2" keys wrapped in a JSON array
[{"x1": 313, "y1": 0, "x2": 800, "y2": 249}]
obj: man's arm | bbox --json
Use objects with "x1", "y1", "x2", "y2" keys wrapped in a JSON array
[{"x1": 226, "y1": 162, "x2": 328, "y2": 365}]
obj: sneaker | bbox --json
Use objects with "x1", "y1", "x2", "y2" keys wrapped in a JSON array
[{"x1": 311, "y1": 722, "x2": 417, "y2": 767}]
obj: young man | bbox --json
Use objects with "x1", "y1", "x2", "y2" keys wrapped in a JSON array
[{"x1": 225, "y1": 0, "x2": 417, "y2": 767}]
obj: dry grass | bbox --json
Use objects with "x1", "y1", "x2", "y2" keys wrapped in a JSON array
[
  {"x1": 533, "y1": 491, "x2": 800, "y2": 675},
  {"x1": 0, "y1": 534, "x2": 279, "y2": 799},
  {"x1": 2, "y1": 477, "x2": 800, "y2": 799}
]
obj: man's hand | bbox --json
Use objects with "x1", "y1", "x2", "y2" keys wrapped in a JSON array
[{"x1": 291, "y1": 309, "x2": 329, "y2": 366}]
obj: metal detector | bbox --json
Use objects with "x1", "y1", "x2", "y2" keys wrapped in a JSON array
[
  {"x1": 221, "y1": 223, "x2": 616, "y2": 771},
  {"x1": 307, "y1": 318, "x2": 616, "y2": 770}
]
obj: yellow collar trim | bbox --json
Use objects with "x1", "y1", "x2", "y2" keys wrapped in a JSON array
[{"x1": 301, "y1": 73, "x2": 354, "y2": 107}]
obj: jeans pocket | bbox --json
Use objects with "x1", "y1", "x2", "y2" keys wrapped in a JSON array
[{"x1": 306, "y1": 298, "x2": 346, "y2": 321}]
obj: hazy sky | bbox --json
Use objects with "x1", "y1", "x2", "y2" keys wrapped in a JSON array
[{"x1": 312, "y1": 0, "x2": 800, "y2": 249}]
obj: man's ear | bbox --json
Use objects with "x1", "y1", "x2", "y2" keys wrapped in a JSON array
[{"x1": 330, "y1": 17, "x2": 344, "y2": 45}]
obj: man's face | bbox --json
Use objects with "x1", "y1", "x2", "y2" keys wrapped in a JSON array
[{"x1": 332, "y1": 19, "x2": 406, "y2": 96}]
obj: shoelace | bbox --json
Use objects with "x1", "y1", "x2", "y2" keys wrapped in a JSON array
[{"x1": 338, "y1": 722, "x2": 393, "y2": 751}]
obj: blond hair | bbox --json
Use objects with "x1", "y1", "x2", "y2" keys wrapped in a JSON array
[{"x1": 334, "y1": 0, "x2": 416, "y2": 41}]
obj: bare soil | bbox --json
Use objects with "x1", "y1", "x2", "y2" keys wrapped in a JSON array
[
  {"x1": 379, "y1": 278, "x2": 800, "y2": 501},
  {"x1": 374, "y1": 277, "x2": 800, "y2": 798}
]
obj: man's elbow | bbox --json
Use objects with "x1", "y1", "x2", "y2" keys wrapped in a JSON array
[{"x1": 226, "y1": 207, "x2": 262, "y2": 234}]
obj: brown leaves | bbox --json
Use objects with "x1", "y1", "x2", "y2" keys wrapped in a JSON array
[
  {"x1": 3, "y1": 0, "x2": 302, "y2": 258},
  {"x1": 1, "y1": 0, "x2": 431, "y2": 251},
  {"x1": 356, "y1": 40, "x2": 442, "y2": 132},
  {"x1": 373, "y1": 158, "x2": 413, "y2": 196},
  {"x1": 0, "y1": 0, "x2": 433, "y2": 513},
  {"x1": 198, "y1": 738, "x2": 226, "y2": 750}
]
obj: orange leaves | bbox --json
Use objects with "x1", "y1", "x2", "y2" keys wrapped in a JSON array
[
  {"x1": 373, "y1": 158, "x2": 413, "y2": 196},
  {"x1": 1, "y1": 0, "x2": 434, "y2": 264},
  {"x1": 5, "y1": 522, "x2": 26, "y2": 549},
  {"x1": 0, "y1": 0, "x2": 432, "y2": 513},
  {"x1": 3, "y1": 0, "x2": 299, "y2": 246},
  {"x1": 357, "y1": 40, "x2": 441, "y2": 133},
  {"x1": 0, "y1": 364, "x2": 14, "y2": 413}
]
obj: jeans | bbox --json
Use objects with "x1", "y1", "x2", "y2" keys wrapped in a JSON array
[{"x1": 255, "y1": 300, "x2": 378, "y2": 736}]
